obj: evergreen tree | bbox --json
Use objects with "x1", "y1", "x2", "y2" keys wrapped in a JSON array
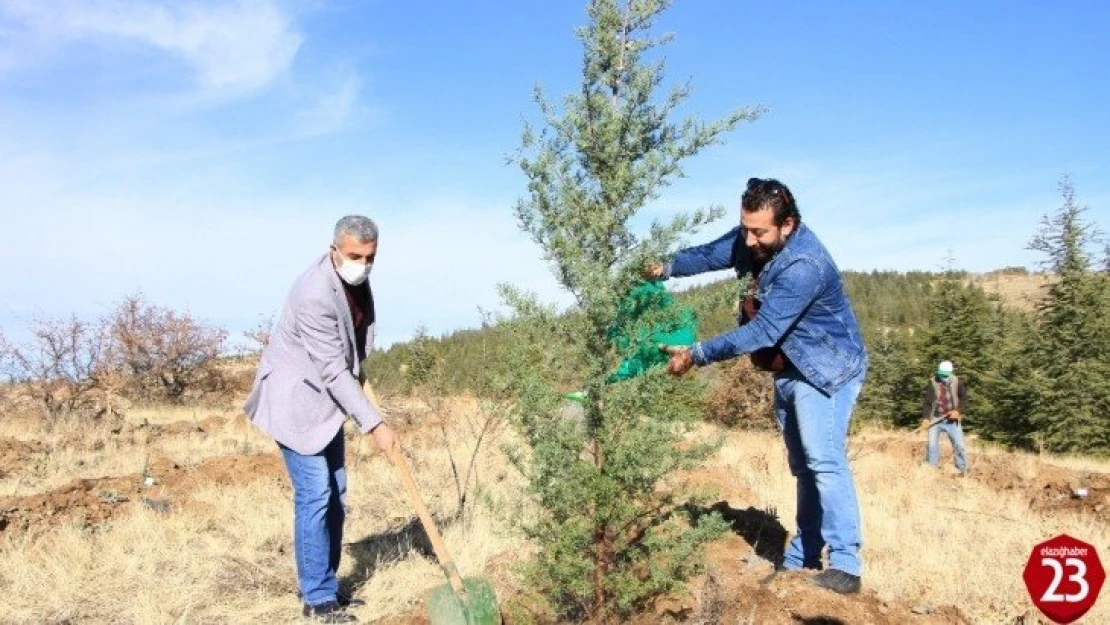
[
  {"x1": 975, "y1": 306, "x2": 1039, "y2": 448},
  {"x1": 506, "y1": 0, "x2": 762, "y2": 618},
  {"x1": 854, "y1": 321, "x2": 914, "y2": 426},
  {"x1": 1023, "y1": 179, "x2": 1110, "y2": 454},
  {"x1": 914, "y1": 271, "x2": 1004, "y2": 429}
]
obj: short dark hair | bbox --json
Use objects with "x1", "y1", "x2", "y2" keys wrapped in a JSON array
[{"x1": 742, "y1": 178, "x2": 801, "y2": 227}]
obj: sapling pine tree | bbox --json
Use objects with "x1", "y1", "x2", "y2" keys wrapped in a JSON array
[{"x1": 505, "y1": 0, "x2": 762, "y2": 618}]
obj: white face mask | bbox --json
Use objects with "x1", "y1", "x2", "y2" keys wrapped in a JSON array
[{"x1": 336, "y1": 257, "x2": 372, "y2": 286}]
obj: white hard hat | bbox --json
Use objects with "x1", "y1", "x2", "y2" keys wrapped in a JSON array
[{"x1": 937, "y1": 361, "x2": 954, "y2": 375}]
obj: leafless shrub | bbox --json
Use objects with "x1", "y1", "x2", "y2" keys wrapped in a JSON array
[
  {"x1": 105, "y1": 294, "x2": 228, "y2": 404},
  {"x1": 403, "y1": 330, "x2": 505, "y2": 522},
  {"x1": 0, "y1": 331, "x2": 14, "y2": 413},
  {"x1": 243, "y1": 313, "x2": 275, "y2": 355},
  {"x1": 1, "y1": 316, "x2": 111, "y2": 420},
  {"x1": 1, "y1": 294, "x2": 234, "y2": 418}
]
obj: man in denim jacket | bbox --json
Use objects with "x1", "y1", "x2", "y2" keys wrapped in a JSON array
[{"x1": 655, "y1": 178, "x2": 868, "y2": 594}]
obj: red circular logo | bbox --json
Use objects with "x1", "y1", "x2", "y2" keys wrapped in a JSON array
[{"x1": 1023, "y1": 534, "x2": 1105, "y2": 624}]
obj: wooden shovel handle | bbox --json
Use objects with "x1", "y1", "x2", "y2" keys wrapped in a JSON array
[
  {"x1": 364, "y1": 385, "x2": 466, "y2": 595},
  {"x1": 914, "y1": 415, "x2": 948, "y2": 433}
]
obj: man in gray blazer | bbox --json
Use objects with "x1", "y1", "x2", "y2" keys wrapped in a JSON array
[{"x1": 245, "y1": 215, "x2": 395, "y2": 623}]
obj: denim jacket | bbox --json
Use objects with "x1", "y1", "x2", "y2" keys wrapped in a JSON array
[{"x1": 667, "y1": 223, "x2": 867, "y2": 395}]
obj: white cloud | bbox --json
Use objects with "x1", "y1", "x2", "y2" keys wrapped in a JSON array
[
  {"x1": 295, "y1": 73, "x2": 361, "y2": 137},
  {"x1": 0, "y1": 159, "x2": 567, "y2": 350},
  {"x1": 0, "y1": 0, "x2": 302, "y2": 95}
]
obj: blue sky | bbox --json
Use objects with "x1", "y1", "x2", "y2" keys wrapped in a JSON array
[{"x1": 1, "y1": 0, "x2": 1107, "y2": 349}]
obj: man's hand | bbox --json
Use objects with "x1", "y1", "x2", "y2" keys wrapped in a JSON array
[
  {"x1": 920, "y1": 418, "x2": 931, "y2": 431},
  {"x1": 643, "y1": 262, "x2": 666, "y2": 280},
  {"x1": 660, "y1": 344, "x2": 694, "y2": 376},
  {"x1": 370, "y1": 422, "x2": 396, "y2": 454},
  {"x1": 361, "y1": 382, "x2": 397, "y2": 453},
  {"x1": 948, "y1": 410, "x2": 962, "y2": 423}
]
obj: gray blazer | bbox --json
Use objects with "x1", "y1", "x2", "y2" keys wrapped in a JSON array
[{"x1": 244, "y1": 254, "x2": 383, "y2": 455}]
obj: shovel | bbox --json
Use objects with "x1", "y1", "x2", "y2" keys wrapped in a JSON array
[
  {"x1": 914, "y1": 415, "x2": 949, "y2": 433},
  {"x1": 364, "y1": 386, "x2": 501, "y2": 625}
]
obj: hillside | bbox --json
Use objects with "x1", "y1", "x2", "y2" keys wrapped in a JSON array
[
  {"x1": 970, "y1": 270, "x2": 1053, "y2": 312},
  {"x1": 0, "y1": 396, "x2": 1105, "y2": 623},
  {"x1": 365, "y1": 270, "x2": 1052, "y2": 396}
]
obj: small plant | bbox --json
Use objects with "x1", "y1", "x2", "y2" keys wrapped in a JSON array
[{"x1": 403, "y1": 328, "x2": 506, "y2": 522}]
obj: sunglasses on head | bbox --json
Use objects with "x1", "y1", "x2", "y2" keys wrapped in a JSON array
[{"x1": 747, "y1": 178, "x2": 791, "y2": 202}]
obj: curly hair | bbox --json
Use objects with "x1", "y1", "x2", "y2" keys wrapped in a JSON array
[{"x1": 742, "y1": 178, "x2": 801, "y2": 227}]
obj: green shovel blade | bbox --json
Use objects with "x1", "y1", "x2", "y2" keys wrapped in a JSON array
[{"x1": 426, "y1": 577, "x2": 500, "y2": 625}]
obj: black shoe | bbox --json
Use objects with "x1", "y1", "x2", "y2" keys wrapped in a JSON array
[
  {"x1": 337, "y1": 591, "x2": 365, "y2": 608},
  {"x1": 297, "y1": 591, "x2": 365, "y2": 609},
  {"x1": 302, "y1": 601, "x2": 358, "y2": 623},
  {"x1": 809, "y1": 569, "x2": 861, "y2": 595}
]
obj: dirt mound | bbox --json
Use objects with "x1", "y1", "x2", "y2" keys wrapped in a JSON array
[
  {"x1": 379, "y1": 532, "x2": 972, "y2": 625},
  {"x1": 972, "y1": 453, "x2": 1109, "y2": 521},
  {"x1": 0, "y1": 453, "x2": 283, "y2": 536},
  {"x1": 635, "y1": 502, "x2": 970, "y2": 625},
  {"x1": 850, "y1": 433, "x2": 1110, "y2": 521},
  {"x1": 666, "y1": 532, "x2": 970, "y2": 625},
  {"x1": 147, "y1": 453, "x2": 282, "y2": 492},
  {"x1": 0, "y1": 437, "x2": 44, "y2": 479},
  {"x1": 111, "y1": 414, "x2": 231, "y2": 441}
]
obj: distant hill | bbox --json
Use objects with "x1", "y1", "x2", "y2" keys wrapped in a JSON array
[
  {"x1": 366, "y1": 268, "x2": 1049, "y2": 395},
  {"x1": 969, "y1": 268, "x2": 1053, "y2": 312}
]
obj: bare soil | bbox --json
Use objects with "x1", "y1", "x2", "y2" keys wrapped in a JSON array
[{"x1": 0, "y1": 453, "x2": 283, "y2": 535}]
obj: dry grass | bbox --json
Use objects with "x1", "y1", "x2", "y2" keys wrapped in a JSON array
[
  {"x1": 1, "y1": 481, "x2": 296, "y2": 623},
  {"x1": 1023, "y1": 451, "x2": 1110, "y2": 475},
  {"x1": 711, "y1": 425, "x2": 1110, "y2": 624},
  {"x1": 970, "y1": 272, "x2": 1054, "y2": 312},
  {"x1": 0, "y1": 397, "x2": 528, "y2": 624},
  {"x1": 2, "y1": 396, "x2": 1107, "y2": 624}
]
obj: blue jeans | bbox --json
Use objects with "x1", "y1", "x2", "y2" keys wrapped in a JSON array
[
  {"x1": 774, "y1": 367, "x2": 864, "y2": 577},
  {"x1": 279, "y1": 430, "x2": 347, "y2": 606},
  {"x1": 927, "y1": 420, "x2": 967, "y2": 473}
]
